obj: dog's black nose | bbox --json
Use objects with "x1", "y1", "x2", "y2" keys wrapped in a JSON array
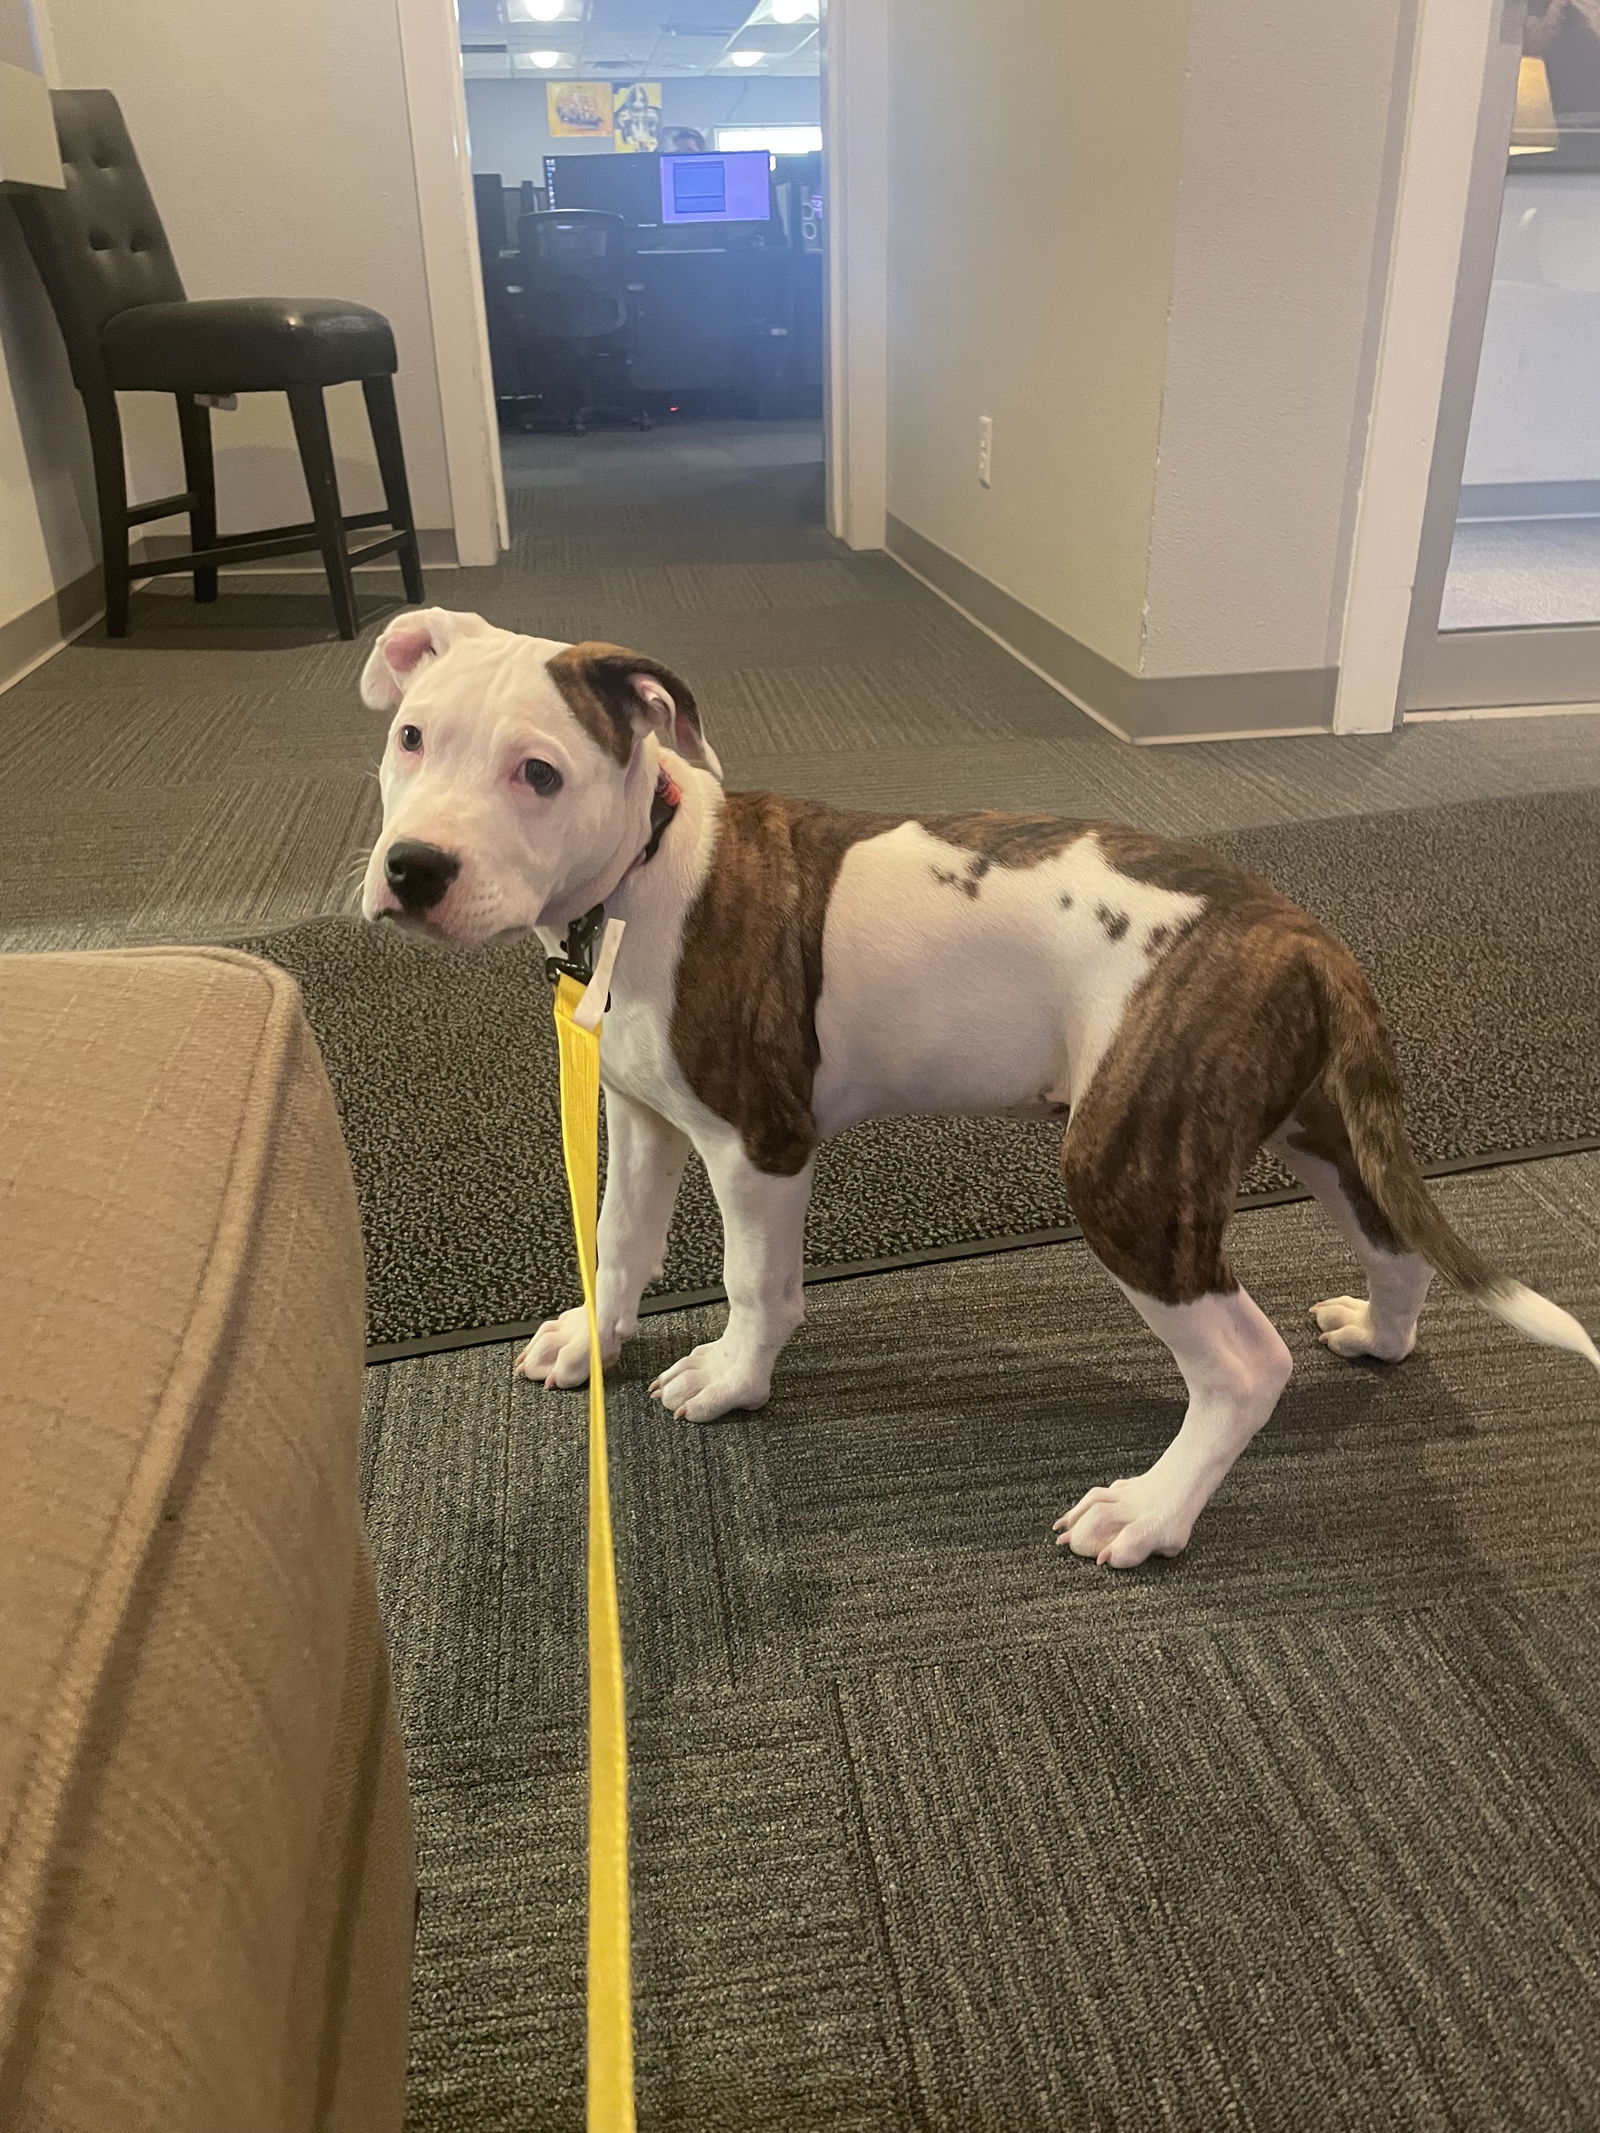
[{"x1": 384, "y1": 839, "x2": 460, "y2": 913}]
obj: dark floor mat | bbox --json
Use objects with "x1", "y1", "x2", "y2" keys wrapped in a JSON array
[{"x1": 240, "y1": 786, "x2": 1600, "y2": 1349}]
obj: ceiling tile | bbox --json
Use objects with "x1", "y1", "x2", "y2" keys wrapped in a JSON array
[{"x1": 472, "y1": 0, "x2": 817, "y2": 77}]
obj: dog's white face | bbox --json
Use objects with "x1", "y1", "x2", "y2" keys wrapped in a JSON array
[{"x1": 359, "y1": 608, "x2": 716, "y2": 946}]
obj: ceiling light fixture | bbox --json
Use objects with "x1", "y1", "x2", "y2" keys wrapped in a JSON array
[
  {"x1": 729, "y1": 48, "x2": 764, "y2": 66},
  {"x1": 516, "y1": 0, "x2": 567, "y2": 21},
  {"x1": 527, "y1": 49, "x2": 562, "y2": 67},
  {"x1": 770, "y1": 0, "x2": 818, "y2": 22}
]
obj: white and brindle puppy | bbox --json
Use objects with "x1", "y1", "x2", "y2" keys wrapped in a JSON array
[{"x1": 359, "y1": 607, "x2": 1600, "y2": 1570}]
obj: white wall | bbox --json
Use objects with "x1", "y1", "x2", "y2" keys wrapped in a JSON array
[
  {"x1": 1139, "y1": 0, "x2": 1412, "y2": 677},
  {"x1": 1460, "y1": 172, "x2": 1600, "y2": 488},
  {"x1": 881, "y1": 0, "x2": 1413, "y2": 687},
  {"x1": 464, "y1": 75, "x2": 820, "y2": 183},
  {"x1": 44, "y1": 0, "x2": 457, "y2": 540},
  {"x1": 0, "y1": 0, "x2": 42, "y2": 66},
  {"x1": 0, "y1": 0, "x2": 94, "y2": 637},
  {"x1": 883, "y1": 0, "x2": 1190, "y2": 675}
]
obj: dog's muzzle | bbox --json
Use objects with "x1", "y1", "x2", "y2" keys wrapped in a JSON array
[{"x1": 383, "y1": 839, "x2": 461, "y2": 915}]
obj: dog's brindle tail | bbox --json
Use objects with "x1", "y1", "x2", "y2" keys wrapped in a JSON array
[{"x1": 1313, "y1": 946, "x2": 1600, "y2": 1374}]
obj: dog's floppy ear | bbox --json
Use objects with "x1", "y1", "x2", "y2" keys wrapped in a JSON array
[
  {"x1": 360, "y1": 608, "x2": 491, "y2": 711},
  {"x1": 549, "y1": 642, "x2": 723, "y2": 778}
]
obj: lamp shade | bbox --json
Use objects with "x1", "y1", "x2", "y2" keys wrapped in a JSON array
[{"x1": 1510, "y1": 55, "x2": 1559, "y2": 155}]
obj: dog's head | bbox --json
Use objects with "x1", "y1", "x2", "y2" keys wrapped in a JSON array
[{"x1": 358, "y1": 609, "x2": 719, "y2": 945}]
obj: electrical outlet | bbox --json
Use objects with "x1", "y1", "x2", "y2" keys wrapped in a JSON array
[{"x1": 977, "y1": 415, "x2": 994, "y2": 488}]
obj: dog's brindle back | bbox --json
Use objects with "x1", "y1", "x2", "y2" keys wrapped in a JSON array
[{"x1": 672, "y1": 795, "x2": 1428, "y2": 1299}]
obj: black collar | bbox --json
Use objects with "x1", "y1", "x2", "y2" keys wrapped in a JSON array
[
  {"x1": 545, "y1": 776, "x2": 680, "y2": 990},
  {"x1": 638, "y1": 775, "x2": 679, "y2": 869}
]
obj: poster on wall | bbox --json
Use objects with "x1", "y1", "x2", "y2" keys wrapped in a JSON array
[
  {"x1": 613, "y1": 82, "x2": 663, "y2": 153},
  {"x1": 546, "y1": 81, "x2": 613, "y2": 138}
]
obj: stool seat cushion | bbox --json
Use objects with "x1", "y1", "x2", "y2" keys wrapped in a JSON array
[{"x1": 103, "y1": 298, "x2": 397, "y2": 393}]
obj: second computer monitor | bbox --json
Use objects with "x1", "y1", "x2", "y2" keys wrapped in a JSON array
[
  {"x1": 659, "y1": 151, "x2": 771, "y2": 226},
  {"x1": 543, "y1": 152, "x2": 661, "y2": 224}
]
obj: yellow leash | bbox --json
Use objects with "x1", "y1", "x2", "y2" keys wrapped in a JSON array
[{"x1": 553, "y1": 953, "x2": 635, "y2": 2133}]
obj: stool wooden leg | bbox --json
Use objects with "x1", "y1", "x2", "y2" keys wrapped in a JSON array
[
  {"x1": 175, "y1": 394, "x2": 218, "y2": 604},
  {"x1": 287, "y1": 383, "x2": 358, "y2": 640},
  {"x1": 81, "y1": 387, "x2": 131, "y2": 639},
  {"x1": 362, "y1": 375, "x2": 425, "y2": 604}
]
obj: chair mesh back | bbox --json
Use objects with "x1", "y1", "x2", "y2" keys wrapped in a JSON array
[
  {"x1": 517, "y1": 210, "x2": 629, "y2": 340},
  {"x1": 11, "y1": 89, "x2": 185, "y2": 391},
  {"x1": 521, "y1": 210, "x2": 627, "y2": 269}
]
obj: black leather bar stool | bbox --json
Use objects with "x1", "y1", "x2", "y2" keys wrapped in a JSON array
[{"x1": 13, "y1": 89, "x2": 424, "y2": 640}]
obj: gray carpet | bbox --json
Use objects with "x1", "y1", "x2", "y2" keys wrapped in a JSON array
[
  {"x1": 370, "y1": 1154, "x2": 1600, "y2": 2131},
  {"x1": 239, "y1": 785, "x2": 1600, "y2": 1349}
]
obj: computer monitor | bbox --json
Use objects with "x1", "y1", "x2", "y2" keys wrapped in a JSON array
[
  {"x1": 659, "y1": 151, "x2": 772, "y2": 226},
  {"x1": 543, "y1": 153, "x2": 661, "y2": 225}
]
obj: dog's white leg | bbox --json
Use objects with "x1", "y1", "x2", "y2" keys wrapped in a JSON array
[
  {"x1": 516, "y1": 1088, "x2": 690, "y2": 1388},
  {"x1": 1270, "y1": 1125, "x2": 1434, "y2": 1363},
  {"x1": 1055, "y1": 1284, "x2": 1293, "y2": 1569},
  {"x1": 650, "y1": 1135, "x2": 813, "y2": 1422}
]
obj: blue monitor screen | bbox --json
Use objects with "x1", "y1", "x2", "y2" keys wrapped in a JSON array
[{"x1": 659, "y1": 151, "x2": 771, "y2": 225}]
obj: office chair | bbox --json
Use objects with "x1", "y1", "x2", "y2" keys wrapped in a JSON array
[
  {"x1": 514, "y1": 209, "x2": 647, "y2": 434},
  {"x1": 13, "y1": 89, "x2": 423, "y2": 640}
]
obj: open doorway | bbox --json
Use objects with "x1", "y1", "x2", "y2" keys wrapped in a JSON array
[
  {"x1": 1402, "y1": 0, "x2": 1600, "y2": 713},
  {"x1": 457, "y1": 0, "x2": 824, "y2": 536}
]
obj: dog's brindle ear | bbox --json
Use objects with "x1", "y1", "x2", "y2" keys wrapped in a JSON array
[
  {"x1": 548, "y1": 642, "x2": 722, "y2": 777},
  {"x1": 360, "y1": 608, "x2": 492, "y2": 712}
]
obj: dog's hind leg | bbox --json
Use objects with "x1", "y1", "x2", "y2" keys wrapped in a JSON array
[
  {"x1": 1270, "y1": 1086, "x2": 1433, "y2": 1363},
  {"x1": 1055, "y1": 1280, "x2": 1294, "y2": 1570},
  {"x1": 1054, "y1": 1104, "x2": 1294, "y2": 1569},
  {"x1": 517, "y1": 1087, "x2": 690, "y2": 1388}
]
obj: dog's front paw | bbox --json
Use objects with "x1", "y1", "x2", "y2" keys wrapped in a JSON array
[
  {"x1": 649, "y1": 1339, "x2": 772, "y2": 1422},
  {"x1": 1053, "y1": 1477, "x2": 1193, "y2": 1570},
  {"x1": 515, "y1": 1305, "x2": 614, "y2": 1389}
]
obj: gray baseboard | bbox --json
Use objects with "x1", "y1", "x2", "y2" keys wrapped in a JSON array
[
  {"x1": 131, "y1": 525, "x2": 459, "y2": 571},
  {"x1": 884, "y1": 516, "x2": 1336, "y2": 743},
  {"x1": 0, "y1": 567, "x2": 102, "y2": 696},
  {"x1": 1457, "y1": 480, "x2": 1600, "y2": 522}
]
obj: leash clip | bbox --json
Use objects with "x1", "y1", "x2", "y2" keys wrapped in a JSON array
[{"x1": 545, "y1": 903, "x2": 608, "y2": 993}]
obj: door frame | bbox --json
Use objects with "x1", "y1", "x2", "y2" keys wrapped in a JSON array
[
  {"x1": 822, "y1": 0, "x2": 888, "y2": 550},
  {"x1": 1392, "y1": 0, "x2": 1600, "y2": 712},
  {"x1": 394, "y1": 0, "x2": 507, "y2": 568},
  {"x1": 1333, "y1": 0, "x2": 1520, "y2": 733}
]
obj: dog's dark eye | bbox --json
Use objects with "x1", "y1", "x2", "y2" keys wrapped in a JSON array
[
  {"x1": 398, "y1": 724, "x2": 422, "y2": 753},
  {"x1": 520, "y1": 758, "x2": 562, "y2": 795}
]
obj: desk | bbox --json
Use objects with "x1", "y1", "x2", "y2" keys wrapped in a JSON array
[{"x1": 629, "y1": 246, "x2": 804, "y2": 409}]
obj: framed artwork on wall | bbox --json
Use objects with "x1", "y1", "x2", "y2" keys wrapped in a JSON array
[
  {"x1": 546, "y1": 81, "x2": 612, "y2": 138},
  {"x1": 613, "y1": 82, "x2": 662, "y2": 153}
]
